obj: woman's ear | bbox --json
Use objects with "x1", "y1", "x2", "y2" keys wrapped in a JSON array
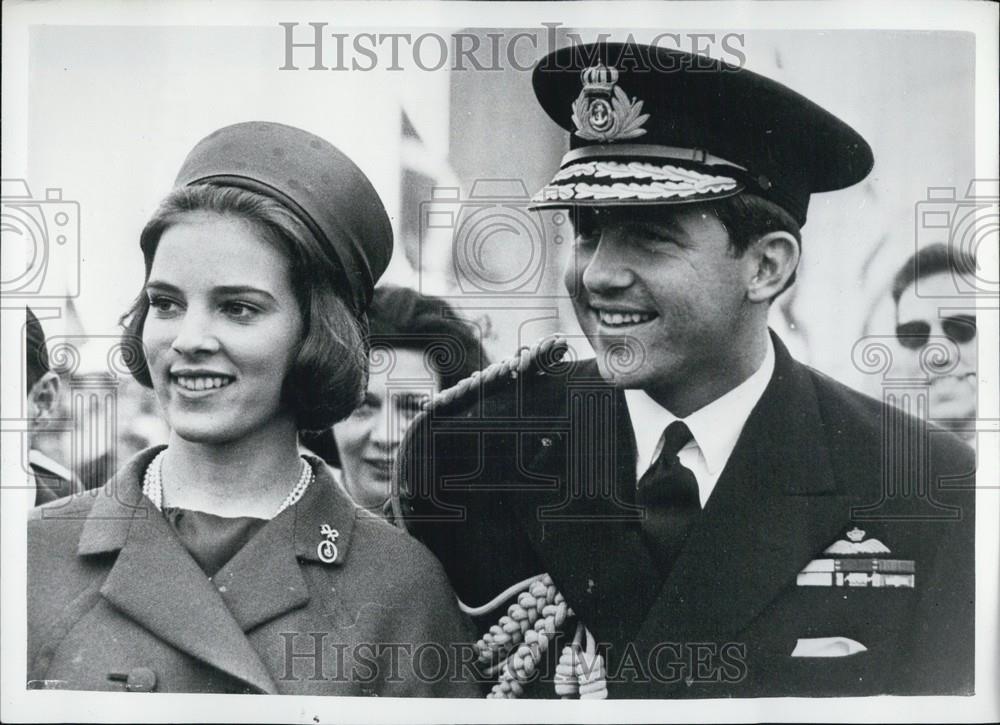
[{"x1": 747, "y1": 231, "x2": 800, "y2": 304}]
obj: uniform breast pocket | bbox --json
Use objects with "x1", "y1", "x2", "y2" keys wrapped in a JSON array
[
  {"x1": 781, "y1": 645, "x2": 881, "y2": 695},
  {"x1": 747, "y1": 586, "x2": 913, "y2": 695}
]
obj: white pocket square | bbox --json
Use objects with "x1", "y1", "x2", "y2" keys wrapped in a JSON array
[{"x1": 791, "y1": 637, "x2": 868, "y2": 657}]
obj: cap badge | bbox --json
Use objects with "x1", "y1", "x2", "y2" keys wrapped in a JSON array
[{"x1": 572, "y1": 64, "x2": 649, "y2": 143}]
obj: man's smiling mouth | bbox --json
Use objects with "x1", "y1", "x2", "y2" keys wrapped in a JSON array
[{"x1": 591, "y1": 306, "x2": 659, "y2": 328}]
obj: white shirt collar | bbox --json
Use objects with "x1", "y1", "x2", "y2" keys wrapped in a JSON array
[
  {"x1": 29, "y1": 448, "x2": 79, "y2": 485},
  {"x1": 625, "y1": 336, "x2": 776, "y2": 483}
]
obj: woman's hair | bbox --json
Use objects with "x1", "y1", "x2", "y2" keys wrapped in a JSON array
[
  {"x1": 120, "y1": 183, "x2": 368, "y2": 430},
  {"x1": 367, "y1": 284, "x2": 489, "y2": 391}
]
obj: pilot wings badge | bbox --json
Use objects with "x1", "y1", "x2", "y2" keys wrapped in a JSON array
[
  {"x1": 571, "y1": 65, "x2": 649, "y2": 143},
  {"x1": 797, "y1": 527, "x2": 915, "y2": 588}
]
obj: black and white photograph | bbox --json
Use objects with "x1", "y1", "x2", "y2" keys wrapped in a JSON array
[{"x1": 2, "y1": 1, "x2": 997, "y2": 723}]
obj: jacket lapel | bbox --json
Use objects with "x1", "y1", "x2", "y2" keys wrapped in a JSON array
[
  {"x1": 212, "y1": 457, "x2": 358, "y2": 632},
  {"x1": 631, "y1": 336, "x2": 852, "y2": 655},
  {"x1": 79, "y1": 448, "x2": 277, "y2": 694},
  {"x1": 503, "y1": 360, "x2": 661, "y2": 654}
]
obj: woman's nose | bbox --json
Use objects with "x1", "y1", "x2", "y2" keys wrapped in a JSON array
[
  {"x1": 169, "y1": 310, "x2": 220, "y2": 356},
  {"x1": 369, "y1": 400, "x2": 404, "y2": 450}
]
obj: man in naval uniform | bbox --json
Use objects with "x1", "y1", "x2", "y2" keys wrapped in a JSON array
[{"x1": 397, "y1": 42, "x2": 975, "y2": 698}]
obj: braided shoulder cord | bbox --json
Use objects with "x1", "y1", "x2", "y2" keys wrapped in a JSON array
[
  {"x1": 425, "y1": 334, "x2": 569, "y2": 411},
  {"x1": 464, "y1": 573, "x2": 607, "y2": 699}
]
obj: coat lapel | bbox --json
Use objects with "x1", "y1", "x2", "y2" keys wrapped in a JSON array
[
  {"x1": 631, "y1": 336, "x2": 853, "y2": 656},
  {"x1": 212, "y1": 457, "x2": 358, "y2": 632},
  {"x1": 503, "y1": 360, "x2": 662, "y2": 654},
  {"x1": 78, "y1": 448, "x2": 277, "y2": 694}
]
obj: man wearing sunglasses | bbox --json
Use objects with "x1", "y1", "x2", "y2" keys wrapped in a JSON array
[{"x1": 892, "y1": 243, "x2": 978, "y2": 446}]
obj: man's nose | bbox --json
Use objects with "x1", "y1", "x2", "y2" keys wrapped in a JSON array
[
  {"x1": 580, "y1": 232, "x2": 634, "y2": 294},
  {"x1": 170, "y1": 309, "x2": 220, "y2": 356}
]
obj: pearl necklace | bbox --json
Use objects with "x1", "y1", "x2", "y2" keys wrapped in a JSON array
[{"x1": 142, "y1": 449, "x2": 314, "y2": 517}]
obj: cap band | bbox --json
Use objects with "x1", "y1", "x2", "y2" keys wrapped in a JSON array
[{"x1": 563, "y1": 144, "x2": 748, "y2": 171}]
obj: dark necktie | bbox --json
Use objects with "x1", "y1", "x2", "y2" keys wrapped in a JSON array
[{"x1": 636, "y1": 421, "x2": 702, "y2": 569}]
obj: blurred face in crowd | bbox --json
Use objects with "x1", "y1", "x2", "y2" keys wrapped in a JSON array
[
  {"x1": 333, "y1": 348, "x2": 438, "y2": 510},
  {"x1": 142, "y1": 213, "x2": 304, "y2": 445},
  {"x1": 565, "y1": 204, "x2": 761, "y2": 413},
  {"x1": 895, "y1": 271, "x2": 977, "y2": 428}
]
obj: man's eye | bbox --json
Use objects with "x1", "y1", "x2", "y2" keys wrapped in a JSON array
[{"x1": 632, "y1": 225, "x2": 674, "y2": 244}]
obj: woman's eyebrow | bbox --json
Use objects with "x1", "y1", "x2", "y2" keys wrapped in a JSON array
[
  {"x1": 213, "y1": 285, "x2": 277, "y2": 301},
  {"x1": 144, "y1": 280, "x2": 181, "y2": 293},
  {"x1": 393, "y1": 392, "x2": 428, "y2": 410}
]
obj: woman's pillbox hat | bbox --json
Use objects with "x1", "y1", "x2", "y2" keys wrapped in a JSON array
[
  {"x1": 172, "y1": 121, "x2": 392, "y2": 316},
  {"x1": 530, "y1": 42, "x2": 874, "y2": 226}
]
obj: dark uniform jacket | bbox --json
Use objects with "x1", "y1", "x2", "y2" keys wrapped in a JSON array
[
  {"x1": 28, "y1": 448, "x2": 481, "y2": 696},
  {"x1": 30, "y1": 449, "x2": 82, "y2": 507},
  {"x1": 399, "y1": 334, "x2": 976, "y2": 698}
]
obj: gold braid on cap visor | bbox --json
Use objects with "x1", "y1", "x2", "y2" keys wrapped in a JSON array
[{"x1": 531, "y1": 144, "x2": 745, "y2": 204}]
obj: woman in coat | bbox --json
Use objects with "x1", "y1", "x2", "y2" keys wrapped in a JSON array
[{"x1": 27, "y1": 121, "x2": 481, "y2": 697}]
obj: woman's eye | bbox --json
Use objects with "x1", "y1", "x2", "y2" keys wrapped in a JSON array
[
  {"x1": 222, "y1": 301, "x2": 259, "y2": 319},
  {"x1": 352, "y1": 397, "x2": 378, "y2": 417},
  {"x1": 148, "y1": 296, "x2": 179, "y2": 314}
]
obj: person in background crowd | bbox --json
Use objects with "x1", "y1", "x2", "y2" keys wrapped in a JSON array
[
  {"x1": 25, "y1": 307, "x2": 82, "y2": 506},
  {"x1": 28, "y1": 122, "x2": 478, "y2": 696},
  {"x1": 399, "y1": 42, "x2": 975, "y2": 698},
  {"x1": 329, "y1": 284, "x2": 487, "y2": 520},
  {"x1": 892, "y1": 242, "x2": 978, "y2": 446}
]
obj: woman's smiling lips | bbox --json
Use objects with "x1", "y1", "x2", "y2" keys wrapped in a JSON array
[
  {"x1": 362, "y1": 455, "x2": 393, "y2": 478},
  {"x1": 169, "y1": 368, "x2": 236, "y2": 397}
]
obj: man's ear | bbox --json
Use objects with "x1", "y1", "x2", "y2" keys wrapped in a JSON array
[
  {"x1": 747, "y1": 231, "x2": 800, "y2": 304},
  {"x1": 28, "y1": 371, "x2": 61, "y2": 421}
]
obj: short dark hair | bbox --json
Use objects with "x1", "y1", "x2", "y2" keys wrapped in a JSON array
[
  {"x1": 26, "y1": 307, "x2": 50, "y2": 395},
  {"x1": 891, "y1": 242, "x2": 976, "y2": 305},
  {"x1": 710, "y1": 193, "x2": 803, "y2": 295},
  {"x1": 120, "y1": 183, "x2": 368, "y2": 431},
  {"x1": 367, "y1": 284, "x2": 488, "y2": 391}
]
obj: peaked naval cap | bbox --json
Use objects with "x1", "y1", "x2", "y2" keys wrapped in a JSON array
[
  {"x1": 530, "y1": 42, "x2": 874, "y2": 225},
  {"x1": 173, "y1": 121, "x2": 392, "y2": 316}
]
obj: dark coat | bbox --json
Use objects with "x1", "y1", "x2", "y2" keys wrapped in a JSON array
[
  {"x1": 28, "y1": 448, "x2": 481, "y2": 696},
  {"x1": 30, "y1": 450, "x2": 82, "y2": 507},
  {"x1": 399, "y1": 334, "x2": 976, "y2": 698}
]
